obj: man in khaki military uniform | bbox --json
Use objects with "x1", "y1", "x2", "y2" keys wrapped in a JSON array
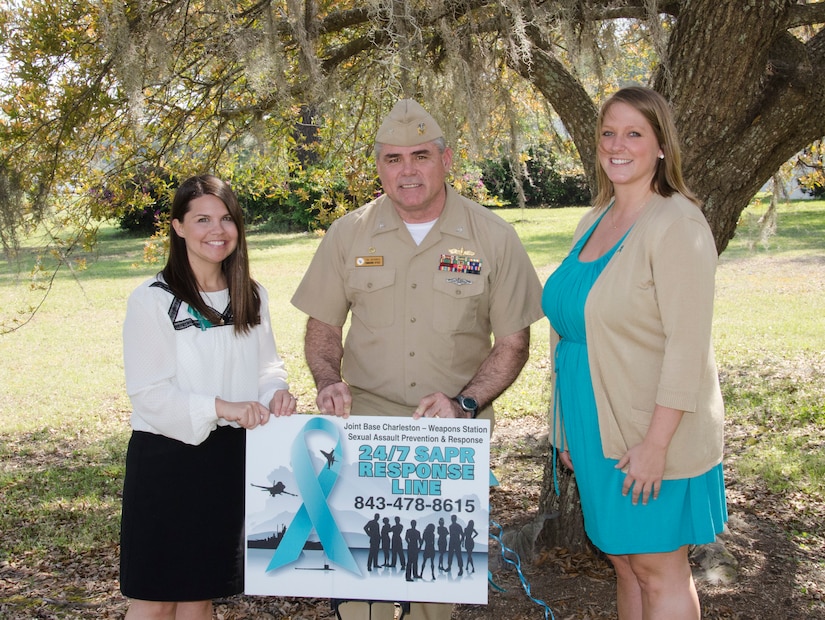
[{"x1": 291, "y1": 99, "x2": 544, "y2": 620}]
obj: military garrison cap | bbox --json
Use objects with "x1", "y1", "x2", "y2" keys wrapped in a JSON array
[{"x1": 375, "y1": 99, "x2": 444, "y2": 146}]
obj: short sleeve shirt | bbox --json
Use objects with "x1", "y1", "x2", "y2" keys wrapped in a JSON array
[{"x1": 291, "y1": 185, "x2": 544, "y2": 411}]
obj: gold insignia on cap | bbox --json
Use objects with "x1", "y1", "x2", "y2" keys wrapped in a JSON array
[{"x1": 375, "y1": 99, "x2": 444, "y2": 147}]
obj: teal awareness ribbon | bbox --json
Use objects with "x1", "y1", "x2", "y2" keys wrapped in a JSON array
[{"x1": 266, "y1": 416, "x2": 360, "y2": 575}]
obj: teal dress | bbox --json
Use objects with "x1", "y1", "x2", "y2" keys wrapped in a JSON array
[{"x1": 542, "y1": 211, "x2": 727, "y2": 555}]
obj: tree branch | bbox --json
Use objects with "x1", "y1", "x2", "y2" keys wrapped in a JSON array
[{"x1": 786, "y1": 2, "x2": 825, "y2": 29}]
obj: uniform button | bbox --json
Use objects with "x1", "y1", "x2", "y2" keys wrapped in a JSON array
[
  {"x1": 455, "y1": 290, "x2": 462, "y2": 295},
  {"x1": 367, "y1": 283, "x2": 373, "y2": 289},
  {"x1": 411, "y1": 283, "x2": 417, "y2": 289},
  {"x1": 410, "y1": 382, "x2": 416, "y2": 387},
  {"x1": 410, "y1": 317, "x2": 416, "y2": 323},
  {"x1": 409, "y1": 351, "x2": 415, "y2": 357}
]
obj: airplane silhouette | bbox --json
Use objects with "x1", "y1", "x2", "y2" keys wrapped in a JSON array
[
  {"x1": 250, "y1": 481, "x2": 297, "y2": 497},
  {"x1": 320, "y1": 449, "x2": 336, "y2": 469}
]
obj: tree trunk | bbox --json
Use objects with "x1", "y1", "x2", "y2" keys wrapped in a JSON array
[
  {"x1": 535, "y1": 452, "x2": 593, "y2": 554},
  {"x1": 294, "y1": 104, "x2": 320, "y2": 167},
  {"x1": 660, "y1": 0, "x2": 825, "y2": 253}
]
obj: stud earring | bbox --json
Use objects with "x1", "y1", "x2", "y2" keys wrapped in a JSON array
[{"x1": 658, "y1": 153, "x2": 665, "y2": 160}]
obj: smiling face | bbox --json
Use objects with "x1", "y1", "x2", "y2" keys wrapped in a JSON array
[
  {"x1": 375, "y1": 141, "x2": 453, "y2": 223},
  {"x1": 171, "y1": 194, "x2": 238, "y2": 283},
  {"x1": 597, "y1": 100, "x2": 664, "y2": 195}
]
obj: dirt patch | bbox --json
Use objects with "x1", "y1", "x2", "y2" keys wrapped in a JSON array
[{"x1": 450, "y1": 415, "x2": 825, "y2": 620}]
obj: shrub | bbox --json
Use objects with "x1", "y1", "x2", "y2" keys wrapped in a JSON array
[
  {"x1": 452, "y1": 168, "x2": 505, "y2": 207},
  {"x1": 107, "y1": 167, "x2": 176, "y2": 234},
  {"x1": 235, "y1": 165, "x2": 365, "y2": 232},
  {"x1": 481, "y1": 145, "x2": 590, "y2": 207}
]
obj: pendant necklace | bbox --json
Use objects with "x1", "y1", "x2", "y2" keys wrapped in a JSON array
[
  {"x1": 198, "y1": 290, "x2": 226, "y2": 327},
  {"x1": 611, "y1": 196, "x2": 650, "y2": 230}
]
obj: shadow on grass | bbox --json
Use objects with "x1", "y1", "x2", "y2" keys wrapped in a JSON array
[
  {"x1": 724, "y1": 206, "x2": 825, "y2": 259},
  {"x1": 0, "y1": 430, "x2": 128, "y2": 559}
]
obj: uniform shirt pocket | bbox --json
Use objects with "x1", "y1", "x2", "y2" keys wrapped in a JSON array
[
  {"x1": 346, "y1": 268, "x2": 396, "y2": 328},
  {"x1": 432, "y1": 273, "x2": 486, "y2": 333}
]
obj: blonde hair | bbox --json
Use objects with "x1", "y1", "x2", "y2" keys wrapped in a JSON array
[{"x1": 593, "y1": 86, "x2": 699, "y2": 209}]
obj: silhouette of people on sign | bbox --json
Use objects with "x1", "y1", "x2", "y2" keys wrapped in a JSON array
[
  {"x1": 249, "y1": 481, "x2": 297, "y2": 497},
  {"x1": 436, "y1": 516, "x2": 448, "y2": 571},
  {"x1": 380, "y1": 517, "x2": 391, "y2": 567},
  {"x1": 363, "y1": 513, "x2": 382, "y2": 571},
  {"x1": 421, "y1": 522, "x2": 436, "y2": 580},
  {"x1": 405, "y1": 520, "x2": 422, "y2": 582},
  {"x1": 389, "y1": 516, "x2": 406, "y2": 569},
  {"x1": 446, "y1": 514, "x2": 464, "y2": 576},
  {"x1": 463, "y1": 519, "x2": 478, "y2": 573}
]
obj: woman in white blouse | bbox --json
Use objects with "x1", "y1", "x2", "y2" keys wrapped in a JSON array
[{"x1": 120, "y1": 175, "x2": 296, "y2": 620}]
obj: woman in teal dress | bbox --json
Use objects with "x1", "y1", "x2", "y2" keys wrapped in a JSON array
[{"x1": 543, "y1": 87, "x2": 727, "y2": 619}]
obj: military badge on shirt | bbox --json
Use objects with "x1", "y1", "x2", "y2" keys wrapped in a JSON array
[
  {"x1": 355, "y1": 256, "x2": 384, "y2": 267},
  {"x1": 439, "y1": 247, "x2": 481, "y2": 275}
]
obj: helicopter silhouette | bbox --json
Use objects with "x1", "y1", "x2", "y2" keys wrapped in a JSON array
[
  {"x1": 250, "y1": 481, "x2": 297, "y2": 497},
  {"x1": 320, "y1": 449, "x2": 337, "y2": 469}
]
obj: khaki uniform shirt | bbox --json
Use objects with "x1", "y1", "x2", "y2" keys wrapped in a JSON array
[{"x1": 292, "y1": 185, "x2": 544, "y2": 418}]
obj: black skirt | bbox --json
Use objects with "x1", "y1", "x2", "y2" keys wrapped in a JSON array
[{"x1": 120, "y1": 426, "x2": 245, "y2": 601}]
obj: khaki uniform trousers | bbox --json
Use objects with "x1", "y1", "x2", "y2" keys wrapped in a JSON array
[{"x1": 335, "y1": 601, "x2": 453, "y2": 620}]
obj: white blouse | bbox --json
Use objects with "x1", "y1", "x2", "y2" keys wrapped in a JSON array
[{"x1": 123, "y1": 276, "x2": 290, "y2": 445}]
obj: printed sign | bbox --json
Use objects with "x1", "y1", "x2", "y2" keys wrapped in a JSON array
[{"x1": 245, "y1": 414, "x2": 490, "y2": 604}]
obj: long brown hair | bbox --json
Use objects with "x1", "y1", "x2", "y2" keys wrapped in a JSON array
[
  {"x1": 161, "y1": 174, "x2": 261, "y2": 334},
  {"x1": 593, "y1": 86, "x2": 699, "y2": 209}
]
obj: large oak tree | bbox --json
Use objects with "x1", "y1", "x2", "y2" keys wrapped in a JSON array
[{"x1": 3, "y1": 1, "x2": 824, "y2": 255}]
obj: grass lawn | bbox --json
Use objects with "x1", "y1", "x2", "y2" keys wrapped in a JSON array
[{"x1": 0, "y1": 199, "x2": 823, "y2": 616}]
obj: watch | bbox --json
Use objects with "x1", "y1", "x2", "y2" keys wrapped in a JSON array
[{"x1": 454, "y1": 394, "x2": 479, "y2": 418}]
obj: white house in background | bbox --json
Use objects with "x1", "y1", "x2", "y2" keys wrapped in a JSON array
[{"x1": 761, "y1": 164, "x2": 817, "y2": 200}]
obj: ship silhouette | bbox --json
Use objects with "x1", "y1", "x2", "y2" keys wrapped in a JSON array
[{"x1": 247, "y1": 524, "x2": 322, "y2": 550}]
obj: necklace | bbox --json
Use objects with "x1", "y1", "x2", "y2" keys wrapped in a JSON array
[
  {"x1": 198, "y1": 290, "x2": 226, "y2": 327},
  {"x1": 610, "y1": 196, "x2": 650, "y2": 230}
]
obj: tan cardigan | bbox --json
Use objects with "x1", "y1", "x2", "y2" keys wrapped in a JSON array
[{"x1": 550, "y1": 192, "x2": 725, "y2": 479}]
